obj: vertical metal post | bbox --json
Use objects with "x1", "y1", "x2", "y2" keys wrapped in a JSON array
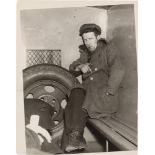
[{"x1": 106, "y1": 140, "x2": 109, "y2": 152}]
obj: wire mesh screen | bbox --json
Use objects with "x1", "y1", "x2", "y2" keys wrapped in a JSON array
[{"x1": 26, "y1": 49, "x2": 61, "y2": 67}]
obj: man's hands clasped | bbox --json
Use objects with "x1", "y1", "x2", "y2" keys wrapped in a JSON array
[{"x1": 75, "y1": 63, "x2": 92, "y2": 73}]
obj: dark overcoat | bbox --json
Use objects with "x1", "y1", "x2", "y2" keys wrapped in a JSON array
[{"x1": 69, "y1": 39, "x2": 125, "y2": 118}]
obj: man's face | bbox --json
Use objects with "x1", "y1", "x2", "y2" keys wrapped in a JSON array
[{"x1": 82, "y1": 32, "x2": 99, "y2": 52}]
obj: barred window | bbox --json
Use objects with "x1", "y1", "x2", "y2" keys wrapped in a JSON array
[{"x1": 26, "y1": 49, "x2": 61, "y2": 67}]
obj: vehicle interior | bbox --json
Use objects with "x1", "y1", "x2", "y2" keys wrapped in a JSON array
[{"x1": 18, "y1": 3, "x2": 137, "y2": 154}]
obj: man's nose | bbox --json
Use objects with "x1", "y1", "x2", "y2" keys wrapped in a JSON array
[{"x1": 86, "y1": 40, "x2": 91, "y2": 46}]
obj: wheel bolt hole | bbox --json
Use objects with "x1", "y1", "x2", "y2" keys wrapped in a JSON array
[
  {"x1": 61, "y1": 99, "x2": 67, "y2": 109},
  {"x1": 52, "y1": 99, "x2": 56, "y2": 103},
  {"x1": 44, "y1": 86, "x2": 55, "y2": 93},
  {"x1": 26, "y1": 94, "x2": 34, "y2": 99},
  {"x1": 40, "y1": 97, "x2": 44, "y2": 101}
]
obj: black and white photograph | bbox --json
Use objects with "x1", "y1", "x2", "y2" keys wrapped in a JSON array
[{"x1": 17, "y1": 1, "x2": 137, "y2": 154}]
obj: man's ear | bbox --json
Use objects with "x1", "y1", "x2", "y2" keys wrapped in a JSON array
[{"x1": 97, "y1": 35, "x2": 101, "y2": 40}]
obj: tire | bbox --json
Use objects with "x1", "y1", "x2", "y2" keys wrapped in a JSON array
[
  {"x1": 23, "y1": 64, "x2": 81, "y2": 93},
  {"x1": 23, "y1": 64, "x2": 81, "y2": 141}
]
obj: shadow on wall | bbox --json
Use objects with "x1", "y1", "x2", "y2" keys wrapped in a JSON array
[
  {"x1": 111, "y1": 25, "x2": 137, "y2": 76},
  {"x1": 109, "y1": 25, "x2": 137, "y2": 129}
]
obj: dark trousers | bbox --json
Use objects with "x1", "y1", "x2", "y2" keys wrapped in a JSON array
[{"x1": 61, "y1": 88, "x2": 88, "y2": 149}]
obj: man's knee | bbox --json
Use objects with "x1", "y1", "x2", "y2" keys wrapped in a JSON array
[
  {"x1": 70, "y1": 88, "x2": 86, "y2": 99},
  {"x1": 66, "y1": 88, "x2": 86, "y2": 107}
]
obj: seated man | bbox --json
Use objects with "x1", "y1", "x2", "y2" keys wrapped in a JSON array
[{"x1": 62, "y1": 23, "x2": 125, "y2": 152}]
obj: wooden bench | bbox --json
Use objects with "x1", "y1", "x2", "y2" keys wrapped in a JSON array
[{"x1": 88, "y1": 116, "x2": 137, "y2": 151}]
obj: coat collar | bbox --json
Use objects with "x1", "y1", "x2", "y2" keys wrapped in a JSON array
[{"x1": 79, "y1": 38, "x2": 107, "y2": 54}]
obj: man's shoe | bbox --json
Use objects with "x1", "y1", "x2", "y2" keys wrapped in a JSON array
[{"x1": 65, "y1": 131, "x2": 86, "y2": 152}]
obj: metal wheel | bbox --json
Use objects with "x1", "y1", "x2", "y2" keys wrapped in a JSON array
[{"x1": 23, "y1": 64, "x2": 81, "y2": 141}]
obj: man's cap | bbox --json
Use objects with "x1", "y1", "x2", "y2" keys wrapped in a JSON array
[{"x1": 79, "y1": 23, "x2": 101, "y2": 36}]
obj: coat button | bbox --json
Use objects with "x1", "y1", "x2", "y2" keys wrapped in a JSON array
[
  {"x1": 94, "y1": 67, "x2": 98, "y2": 71},
  {"x1": 90, "y1": 77, "x2": 93, "y2": 80}
]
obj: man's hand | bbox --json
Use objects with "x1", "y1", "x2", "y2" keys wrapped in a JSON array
[{"x1": 75, "y1": 63, "x2": 92, "y2": 73}]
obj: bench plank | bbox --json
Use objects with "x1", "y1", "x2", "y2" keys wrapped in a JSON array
[
  {"x1": 88, "y1": 118, "x2": 137, "y2": 151},
  {"x1": 100, "y1": 118, "x2": 137, "y2": 145},
  {"x1": 112, "y1": 117, "x2": 137, "y2": 132}
]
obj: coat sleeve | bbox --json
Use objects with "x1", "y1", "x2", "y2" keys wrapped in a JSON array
[
  {"x1": 106, "y1": 43, "x2": 125, "y2": 95},
  {"x1": 69, "y1": 58, "x2": 83, "y2": 77},
  {"x1": 69, "y1": 49, "x2": 88, "y2": 77}
]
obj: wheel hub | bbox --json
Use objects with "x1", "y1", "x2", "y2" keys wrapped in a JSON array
[{"x1": 24, "y1": 80, "x2": 69, "y2": 140}]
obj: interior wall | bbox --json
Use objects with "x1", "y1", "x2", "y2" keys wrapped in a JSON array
[
  {"x1": 20, "y1": 7, "x2": 107, "y2": 69},
  {"x1": 20, "y1": 6, "x2": 108, "y2": 142},
  {"x1": 107, "y1": 4, "x2": 137, "y2": 129}
]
